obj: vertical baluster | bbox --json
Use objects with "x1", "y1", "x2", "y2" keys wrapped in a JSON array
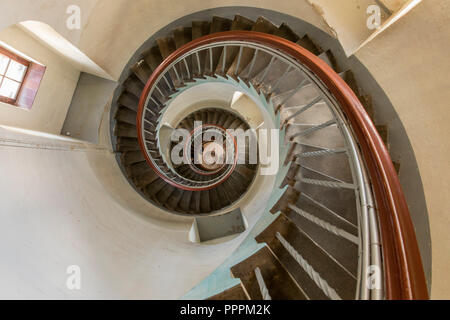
[
  {"x1": 254, "y1": 267, "x2": 272, "y2": 300},
  {"x1": 234, "y1": 46, "x2": 243, "y2": 76},
  {"x1": 195, "y1": 51, "x2": 201, "y2": 75},
  {"x1": 183, "y1": 58, "x2": 191, "y2": 80},
  {"x1": 222, "y1": 45, "x2": 227, "y2": 74}
]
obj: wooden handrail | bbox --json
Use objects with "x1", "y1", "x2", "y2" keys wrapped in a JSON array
[{"x1": 137, "y1": 31, "x2": 428, "y2": 299}]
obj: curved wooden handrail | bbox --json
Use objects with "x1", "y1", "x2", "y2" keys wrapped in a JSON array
[{"x1": 137, "y1": 31, "x2": 428, "y2": 299}]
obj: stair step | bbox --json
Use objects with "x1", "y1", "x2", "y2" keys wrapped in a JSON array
[
  {"x1": 221, "y1": 179, "x2": 240, "y2": 202},
  {"x1": 210, "y1": 16, "x2": 232, "y2": 33},
  {"x1": 214, "y1": 15, "x2": 255, "y2": 76},
  {"x1": 226, "y1": 16, "x2": 276, "y2": 77},
  {"x1": 280, "y1": 162, "x2": 300, "y2": 188},
  {"x1": 192, "y1": 21, "x2": 211, "y2": 39},
  {"x1": 131, "y1": 60, "x2": 152, "y2": 84},
  {"x1": 118, "y1": 92, "x2": 139, "y2": 112},
  {"x1": 126, "y1": 161, "x2": 151, "y2": 177},
  {"x1": 228, "y1": 118, "x2": 243, "y2": 130},
  {"x1": 271, "y1": 186, "x2": 300, "y2": 214},
  {"x1": 156, "y1": 37, "x2": 177, "y2": 59},
  {"x1": 393, "y1": 160, "x2": 401, "y2": 175},
  {"x1": 318, "y1": 50, "x2": 337, "y2": 71},
  {"x1": 115, "y1": 122, "x2": 138, "y2": 138},
  {"x1": 299, "y1": 165, "x2": 355, "y2": 189},
  {"x1": 341, "y1": 70, "x2": 360, "y2": 96},
  {"x1": 231, "y1": 246, "x2": 307, "y2": 300},
  {"x1": 376, "y1": 125, "x2": 390, "y2": 150},
  {"x1": 227, "y1": 174, "x2": 247, "y2": 194},
  {"x1": 231, "y1": 14, "x2": 255, "y2": 30},
  {"x1": 294, "y1": 176, "x2": 358, "y2": 227},
  {"x1": 215, "y1": 43, "x2": 241, "y2": 76},
  {"x1": 283, "y1": 142, "x2": 301, "y2": 166},
  {"x1": 205, "y1": 17, "x2": 233, "y2": 74},
  {"x1": 209, "y1": 187, "x2": 222, "y2": 211},
  {"x1": 173, "y1": 27, "x2": 192, "y2": 49},
  {"x1": 215, "y1": 184, "x2": 232, "y2": 207},
  {"x1": 358, "y1": 94, "x2": 375, "y2": 120},
  {"x1": 255, "y1": 214, "x2": 357, "y2": 300},
  {"x1": 115, "y1": 107, "x2": 137, "y2": 126},
  {"x1": 123, "y1": 75, "x2": 144, "y2": 98},
  {"x1": 253, "y1": 58, "x2": 291, "y2": 93},
  {"x1": 179, "y1": 190, "x2": 193, "y2": 212},
  {"x1": 173, "y1": 27, "x2": 194, "y2": 80},
  {"x1": 294, "y1": 144, "x2": 353, "y2": 183},
  {"x1": 190, "y1": 191, "x2": 201, "y2": 213},
  {"x1": 234, "y1": 165, "x2": 255, "y2": 182},
  {"x1": 192, "y1": 20, "x2": 211, "y2": 76},
  {"x1": 121, "y1": 151, "x2": 145, "y2": 166},
  {"x1": 252, "y1": 16, "x2": 277, "y2": 34},
  {"x1": 165, "y1": 188, "x2": 184, "y2": 210},
  {"x1": 222, "y1": 114, "x2": 235, "y2": 128},
  {"x1": 287, "y1": 120, "x2": 346, "y2": 150},
  {"x1": 155, "y1": 184, "x2": 176, "y2": 205},
  {"x1": 275, "y1": 83, "x2": 318, "y2": 114},
  {"x1": 288, "y1": 120, "x2": 337, "y2": 141},
  {"x1": 144, "y1": 178, "x2": 167, "y2": 197},
  {"x1": 284, "y1": 203, "x2": 359, "y2": 276},
  {"x1": 274, "y1": 23, "x2": 300, "y2": 42},
  {"x1": 143, "y1": 46, "x2": 163, "y2": 72},
  {"x1": 116, "y1": 137, "x2": 140, "y2": 151},
  {"x1": 200, "y1": 190, "x2": 211, "y2": 213},
  {"x1": 296, "y1": 35, "x2": 322, "y2": 55},
  {"x1": 132, "y1": 170, "x2": 159, "y2": 189}
]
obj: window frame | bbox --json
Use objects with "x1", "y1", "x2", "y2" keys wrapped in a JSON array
[
  {"x1": 0, "y1": 46, "x2": 46, "y2": 109},
  {"x1": 0, "y1": 46, "x2": 30, "y2": 105}
]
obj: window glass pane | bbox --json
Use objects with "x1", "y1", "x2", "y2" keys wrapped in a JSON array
[
  {"x1": 0, "y1": 77, "x2": 20, "y2": 99},
  {"x1": 5, "y1": 60, "x2": 27, "y2": 82},
  {"x1": 0, "y1": 54, "x2": 10, "y2": 75}
]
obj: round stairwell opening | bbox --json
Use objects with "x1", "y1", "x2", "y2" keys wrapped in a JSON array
[
  {"x1": 113, "y1": 56, "x2": 273, "y2": 217},
  {"x1": 185, "y1": 125, "x2": 232, "y2": 174},
  {"x1": 163, "y1": 107, "x2": 259, "y2": 215}
]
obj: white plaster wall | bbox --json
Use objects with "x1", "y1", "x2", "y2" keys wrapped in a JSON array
[
  {"x1": 0, "y1": 0, "x2": 334, "y2": 80},
  {"x1": 305, "y1": 0, "x2": 387, "y2": 54},
  {"x1": 0, "y1": 25, "x2": 79, "y2": 134},
  {"x1": 78, "y1": 0, "x2": 334, "y2": 79},
  {"x1": 355, "y1": 0, "x2": 450, "y2": 299},
  {"x1": 19, "y1": 21, "x2": 113, "y2": 80},
  {"x1": 0, "y1": 127, "x2": 254, "y2": 299},
  {"x1": 0, "y1": 0, "x2": 390, "y2": 76},
  {"x1": 0, "y1": 0, "x2": 99, "y2": 45}
]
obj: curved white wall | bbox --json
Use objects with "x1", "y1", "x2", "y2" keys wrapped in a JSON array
[
  {"x1": 355, "y1": 0, "x2": 450, "y2": 298},
  {"x1": 0, "y1": 126, "x2": 263, "y2": 299},
  {"x1": 0, "y1": 0, "x2": 333, "y2": 80}
]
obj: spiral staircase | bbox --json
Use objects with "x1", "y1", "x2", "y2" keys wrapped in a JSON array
[{"x1": 111, "y1": 15, "x2": 428, "y2": 300}]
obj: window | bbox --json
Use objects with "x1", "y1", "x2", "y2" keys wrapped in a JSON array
[
  {"x1": 0, "y1": 46, "x2": 45, "y2": 109},
  {"x1": 0, "y1": 48, "x2": 29, "y2": 104}
]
